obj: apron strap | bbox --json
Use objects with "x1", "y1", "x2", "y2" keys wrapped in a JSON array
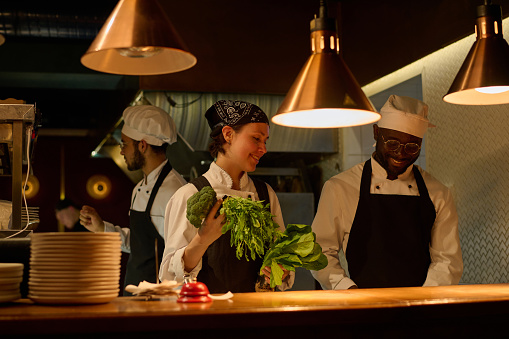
[{"x1": 145, "y1": 161, "x2": 173, "y2": 213}]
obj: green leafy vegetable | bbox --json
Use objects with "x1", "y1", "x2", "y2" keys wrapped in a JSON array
[
  {"x1": 220, "y1": 196, "x2": 282, "y2": 261},
  {"x1": 260, "y1": 223, "x2": 328, "y2": 288},
  {"x1": 186, "y1": 186, "x2": 217, "y2": 228}
]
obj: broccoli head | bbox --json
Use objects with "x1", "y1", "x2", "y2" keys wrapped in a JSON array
[{"x1": 186, "y1": 186, "x2": 218, "y2": 228}]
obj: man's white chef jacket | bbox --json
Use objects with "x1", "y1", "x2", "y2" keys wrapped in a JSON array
[
  {"x1": 104, "y1": 160, "x2": 187, "y2": 253},
  {"x1": 310, "y1": 156, "x2": 463, "y2": 290}
]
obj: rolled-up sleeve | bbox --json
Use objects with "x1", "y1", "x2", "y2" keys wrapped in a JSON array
[
  {"x1": 160, "y1": 185, "x2": 201, "y2": 283},
  {"x1": 104, "y1": 222, "x2": 131, "y2": 253}
]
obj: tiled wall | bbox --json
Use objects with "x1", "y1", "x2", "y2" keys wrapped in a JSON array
[{"x1": 421, "y1": 32, "x2": 509, "y2": 284}]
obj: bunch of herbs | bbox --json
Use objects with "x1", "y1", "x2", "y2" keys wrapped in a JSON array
[{"x1": 220, "y1": 196, "x2": 282, "y2": 261}]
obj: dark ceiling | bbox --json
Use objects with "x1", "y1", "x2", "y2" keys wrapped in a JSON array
[{"x1": 2, "y1": 0, "x2": 509, "y2": 136}]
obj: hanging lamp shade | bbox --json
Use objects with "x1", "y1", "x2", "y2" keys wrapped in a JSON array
[
  {"x1": 0, "y1": 34, "x2": 5, "y2": 46},
  {"x1": 81, "y1": 0, "x2": 196, "y2": 76},
  {"x1": 272, "y1": 0, "x2": 379, "y2": 128},
  {"x1": 443, "y1": 0, "x2": 509, "y2": 105}
]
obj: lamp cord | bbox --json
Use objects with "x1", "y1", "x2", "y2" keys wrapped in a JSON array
[{"x1": 5, "y1": 125, "x2": 33, "y2": 239}]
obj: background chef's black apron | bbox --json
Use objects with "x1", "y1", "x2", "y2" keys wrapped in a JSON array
[
  {"x1": 191, "y1": 176, "x2": 269, "y2": 294},
  {"x1": 346, "y1": 159, "x2": 436, "y2": 288},
  {"x1": 123, "y1": 162, "x2": 172, "y2": 295}
]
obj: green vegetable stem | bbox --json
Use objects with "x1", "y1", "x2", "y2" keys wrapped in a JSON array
[{"x1": 260, "y1": 224, "x2": 328, "y2": 288}]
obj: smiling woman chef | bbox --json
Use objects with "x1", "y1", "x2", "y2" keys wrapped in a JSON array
[
  {"x1": 160, "y1": 100, "x2": 294, "y2": 293},
  {"x1": 311, "y1": 95, "x2": 463, "y2": 290}
]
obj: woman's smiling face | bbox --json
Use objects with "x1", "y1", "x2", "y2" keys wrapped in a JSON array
[{"x1": 228, "y1": 122, "x2": 269, "y2": 173}]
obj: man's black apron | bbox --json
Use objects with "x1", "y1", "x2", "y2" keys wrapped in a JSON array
[
  {"x1": 346, "y1": 159, "x2": 436, "y2": 288},
  {"x1": 191, "y1": 176, "x2": 270, "y2": 294},
  {"x1": 123, "y1": 162, "x2": 172, "y2": 295}
]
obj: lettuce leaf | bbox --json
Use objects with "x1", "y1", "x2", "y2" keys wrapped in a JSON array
[{"x1": 260, "y1": 223, "x2": 328, "y2": 288}]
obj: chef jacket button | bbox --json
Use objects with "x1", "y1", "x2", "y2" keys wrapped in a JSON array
[
  {"x1": 248, "y1": 195, "x2": 252, "y2": 199},
  {"x1": 146, "y1": 191, "x2": 149, "y2": 194},
  {"x1": 376, "y1": 185, "x2": 380, "y2": 189},
  {"x1": 138, "y1": 188, "x2": 141, "y2": 191},
  {"x1": 408, "y1": 185, "x2": 412, "y2": 188}
]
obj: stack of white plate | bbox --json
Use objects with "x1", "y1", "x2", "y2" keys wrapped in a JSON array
[
  {"x1": 28, "y1": 232, "x2": 121, "y2": 305},
  {"x1": 0, "y1": 263, "x2": 23, "y2": 303}
]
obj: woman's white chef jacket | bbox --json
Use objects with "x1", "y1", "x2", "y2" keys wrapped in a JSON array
[
  {"x1": 310, "y1": 156, "x2": 463, "y2": 290},
  {"x1": 160, "y1": 161, "x2": 294, "y2": 289},
  {"x1": 103, "y1": 160, "x2": 187, "y2": 253}
]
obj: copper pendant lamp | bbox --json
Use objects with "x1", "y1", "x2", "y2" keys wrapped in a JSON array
[
  {"x1": 443, "y1": 0, "x2": 509, "y2": 105},
  {"x1": 272, "y1": 0, "x2": 379, "y2": 129},
  {"x1": 81, "y1": 0, "x2": 196, "y2": 76}
]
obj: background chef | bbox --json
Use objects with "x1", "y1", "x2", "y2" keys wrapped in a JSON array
[{"x1": 80, "y1": 105, "x2": 186, "y2": 294}]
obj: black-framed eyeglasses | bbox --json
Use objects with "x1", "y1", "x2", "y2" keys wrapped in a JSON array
[{"x1": 380, "y1": 134, "x2": 421, "y2": 155}]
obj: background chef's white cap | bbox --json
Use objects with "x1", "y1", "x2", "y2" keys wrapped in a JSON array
[
  {"x1": 121, "y1": 105, "x2": 177, "y2": 146},
  {"x1": 378, "y1": 95, "x2": 435, "y2": 138}
]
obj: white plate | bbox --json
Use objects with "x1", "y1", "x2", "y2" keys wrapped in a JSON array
[
  {"x1": 0, "y1": 277, "x2": 22, "y2": 284},
  {"x1": 0, "y1": 263, "x2": 24, "y2": 271},
  {"x1": 0, "y1": 288, "x2": 20, "y2": 295},
  {"x1": 31, "y1": 249, "x2": 120, "y2": 256},
  {"x1": 29, "y1": 271, "x2": 120, "y2": 279},
  {"x1": 28, "y1": 288, "x2": 119, "y2": 296},
  {"x1": 32, "y1": 232, "x2": 120, "y2": 238},
  {"x1": 30, "y1": 258, "x2": 120, "y2": 268},
  {"x1": 30, "y1": 253, "x2": 120, "y2": 260},
  {"x1": 28, "y1": 279, "x2": 120, "y2": 291},
  {"x1": 0, "y1": 271, "x2": 24, "y2": 278},
  {"x1": 0, "y1": 283, "x2": 20, "y2": 290},
  {"x1": 28, "y1": 282, "x2": 117, "y2": 291},
  {"x1": 31, "y1": 242, "x2": 121, "y2": 249},
  {"x1": 28, "y1": 276, "x2": 120, "y2": 284},
  {"x1": 30, "y1": 239, "x2": 120, "y2": 246},
  {"x1": 29, "y1": 264, "x2": 121, "y2": 271},
  {"x1": 31, "y1": 237, "x2": 121, "y2": 243},
  {"x1": 0, "y1": 293, "x2": 21, "y2": 303},
  {"x1": 30, "y1": 249, "x2": 121, "y2": 256},
  {"x1": 30, "y1": 260, "x2": 120, "y2": 269},
  {"x1": 29, "y1": 293, "x2": 117, "y2": 305},
  {"x1": 30, "y1": 254, "x2": 121, "y2": 261},
  {"x1": 31, "y1": 234, "x2": 120, "y2": 241}
]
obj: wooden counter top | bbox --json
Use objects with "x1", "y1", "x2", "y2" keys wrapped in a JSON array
[{"x1": 2, "y1": 284, "x2": 509, "y2": 338}]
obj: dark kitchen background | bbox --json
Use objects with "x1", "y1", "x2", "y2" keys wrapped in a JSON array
[{"x1": 2, "y1": 0, "x2": 509, "y2": 289}]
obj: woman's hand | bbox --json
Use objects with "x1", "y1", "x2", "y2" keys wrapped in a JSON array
[
  {"x1": 261, "y1": 264, "x2": 289, "y2": 284},
  {"x1": 197, "y1": 199, "x2": 225, "y2": 246}
]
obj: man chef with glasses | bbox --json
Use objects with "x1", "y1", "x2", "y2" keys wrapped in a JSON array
[{"x1": 311, "y1": 95, "x2": 463, "y2": 290}]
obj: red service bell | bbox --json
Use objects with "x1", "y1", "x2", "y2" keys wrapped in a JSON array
[{"x1": 177, "y1": 275, "x2": 212, "y2": 303}]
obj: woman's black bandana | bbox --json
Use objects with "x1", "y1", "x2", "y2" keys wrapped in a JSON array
[{"x1": 205, "y1": 100, "x2": 269, "y2": 137}]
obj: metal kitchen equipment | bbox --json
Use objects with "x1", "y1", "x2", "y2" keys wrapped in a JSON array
[{"x1": 0, "y1": 103, "x2": 37, "y2": 231}]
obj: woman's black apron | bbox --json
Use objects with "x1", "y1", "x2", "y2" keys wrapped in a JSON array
[
  {"x1": 123, "y1": 162, "x2": 172, "y2": 295},
  {"x1": 191, "y1": 176, "x2": 269, "y2": 294},
  {"x1": 346, "y1": 159, "x2": 436, "y2": 288}
]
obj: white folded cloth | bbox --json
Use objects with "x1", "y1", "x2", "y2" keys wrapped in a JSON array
[
  {"x1": 125, "y1": 280, "x2": 181, "y2": 296},
  {"x1": 125, "y1": 280, "x2": 234, "y2": 300}
]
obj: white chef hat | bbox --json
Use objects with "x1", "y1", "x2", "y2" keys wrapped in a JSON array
[
  {"x1": 121, "y1": 105, "x2": 177, "y2": 146},
  {"x1": 377, "y1": 95, "x2": 435, "y2": 138}
]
